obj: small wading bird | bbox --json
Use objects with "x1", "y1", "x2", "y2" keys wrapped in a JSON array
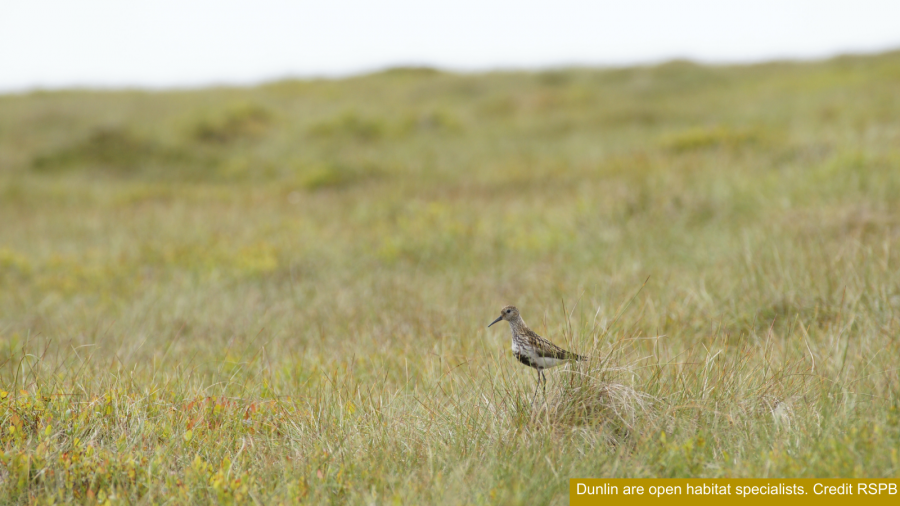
[{"x1": 488, "y1": 305, "x2": 585, "y2": 406}]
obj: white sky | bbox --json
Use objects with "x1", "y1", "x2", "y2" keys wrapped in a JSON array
[{"x1": 2, "y1": 0, "x2": 899, "y2": 92}]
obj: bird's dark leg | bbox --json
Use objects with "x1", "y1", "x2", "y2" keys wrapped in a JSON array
[
  {"x1": 531, "y1": 368, "x2": 541, "y2": 407},
  {"x1": 540, "y1": 370, "x2": 547, "y2": 396}
]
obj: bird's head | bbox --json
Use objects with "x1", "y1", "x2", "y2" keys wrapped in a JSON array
[{"x1": 488, "y1": 305, "x2": 519, "y2": 327}]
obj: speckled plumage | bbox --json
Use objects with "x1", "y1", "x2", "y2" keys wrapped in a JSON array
[{"x1": 488, "y1": 305, "x2": 584, "y2": 405}]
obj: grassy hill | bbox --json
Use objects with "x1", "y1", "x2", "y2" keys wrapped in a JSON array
[{"x1": 1, "y1": 51, "x2": 899, "y2": 503}]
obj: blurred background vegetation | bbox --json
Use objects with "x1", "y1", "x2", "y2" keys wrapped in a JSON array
[{"x1": 0, "y1": 51, "x2": 899, "y2": 503}]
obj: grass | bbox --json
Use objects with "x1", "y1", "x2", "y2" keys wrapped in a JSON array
[{"x1": 1, "y1": 51, "x2": 899, "y2": 504}]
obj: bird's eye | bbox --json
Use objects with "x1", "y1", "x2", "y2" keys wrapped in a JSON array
[{"x1": 505, "y1": 309, "x2": 510, "y2": 314}]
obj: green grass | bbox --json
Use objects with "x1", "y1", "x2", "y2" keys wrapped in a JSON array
[{"x1": 1, "y1": 51, "x2": 900, "y2": 504}]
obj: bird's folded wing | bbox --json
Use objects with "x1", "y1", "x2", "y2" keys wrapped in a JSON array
[
  {"x1": 532, "y1": 336, "x2": 577, "y2": 360},
  {"x1": 536, "y1": 347, "x2": 574, "y2": 360}
]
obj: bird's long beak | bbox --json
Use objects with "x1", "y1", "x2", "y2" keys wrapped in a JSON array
[{"x1": 488, "y1": 316, "x2": 503, "y2": 328}]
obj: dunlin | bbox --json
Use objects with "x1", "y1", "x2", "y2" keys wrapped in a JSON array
[{"x1": 488, "y1": 305, "x2": 584, "y2": 406}]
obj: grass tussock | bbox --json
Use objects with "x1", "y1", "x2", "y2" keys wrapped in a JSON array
[
  {"x1": 299, "y1": 162, "x2": 383, "y2": 191},
  {"x1": 1, "y1": 51, "x2": 900, "y2": 503},
  {"x1": 190, "y1": 103, "x2": 273, "y2": 144},
  {"x1": 660, "y1": 125, "x2": 765, "y2": 152},
  {"x1": 31, "y1": 127, "x2": 183, "y2": 174},
  {"x1": 308, "y1": 110, "x2": 389, "y2": 141}
]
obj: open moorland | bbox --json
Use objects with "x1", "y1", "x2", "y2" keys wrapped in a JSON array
[{"x1": 1, "y1": 51, "x2": 899, "y2": 504}]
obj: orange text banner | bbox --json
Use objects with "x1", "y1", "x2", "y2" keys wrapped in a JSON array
[{"x1": 570, "y1": 479, "x2": 898, "y2": 506}]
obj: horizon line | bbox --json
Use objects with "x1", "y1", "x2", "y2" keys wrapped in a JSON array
[{"x1": 3, "y1": 45, "x2": 898, "y2": 97}]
